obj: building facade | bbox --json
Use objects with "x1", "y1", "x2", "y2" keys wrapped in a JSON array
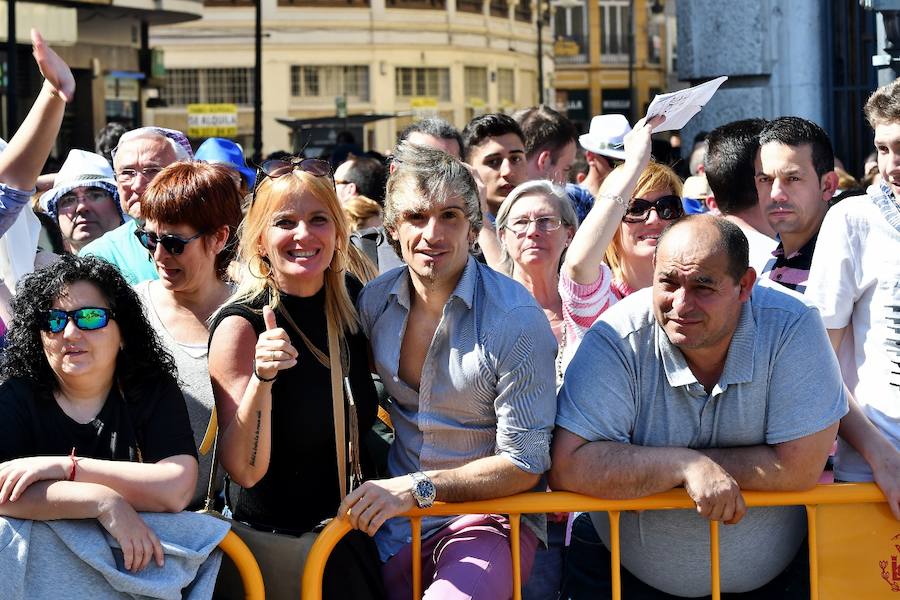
[
  {"x1": 551, "y1": 0, "x2": 668, "y2": 134},
  {"x1": 1, "y1": 0, "x2": 202, "y2": 153},
  {"x1": 148, "y1": 0, "x2": 551, "y2": 156}
]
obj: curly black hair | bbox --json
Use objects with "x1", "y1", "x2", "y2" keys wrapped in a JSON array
[{"x1": 1, "y1": 255, "x2": 177, "y2": 397}]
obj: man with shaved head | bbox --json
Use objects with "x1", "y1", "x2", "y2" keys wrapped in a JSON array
[{"x1": 551, "y1": 215, "x2": 847, "y2": 598}]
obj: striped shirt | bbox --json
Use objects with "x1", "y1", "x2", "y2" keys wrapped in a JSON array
[
  {"x1": 558, "y1": 264, "x2": 616, "y2": 373},
  {"x1": 761, "y1": 233, "x2": 819, "y2": 293},
  {"x1": 358, "y1": 256, "x2": 558, "y2": 561}
]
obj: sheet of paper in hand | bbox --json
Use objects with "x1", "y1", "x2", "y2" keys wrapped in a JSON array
[{"x1": 645, "y1": 76, "x2": 728, "y2": 132}]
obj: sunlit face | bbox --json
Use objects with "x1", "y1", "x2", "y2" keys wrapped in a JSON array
[
  {"x1": 619, "y1": 188, "x2": 678, "y2": 266},
  {"x1": 55, "y1": 186, "x2": 121, "y2": 251},
  {"x1": 467, "y1": 133, "x2": 528, "y2": 214},
  {"x1": 652, "y1": 224, "x2": 753, "y2": 359},
  {"x1": 40, "y1": 281, "x2": 121, "y2": 386},
  {"x1": 260, "y1": 190, "x2": 337, "y2": 297},
  {"x1": 874, "y1": 121, "x2": 900, "y2": 200},
  {"x1": 756, "y1": 142, "x2": 831, "y2": 241},
  {"x1": 406, "y1": 131, "x2": 462, "y2": 159},
  {"x1": 388, "y1": 189, "x2": 473, "y2": 287},
  {"x1": 143, "y1": 219, "x2": 223, "y2": 292},
  {"x1": 501, "y1": 193, "x2": 573, "y2": 273},
  {"x1": 113, "y1": 136, "x2": 177, "y2": 219}
]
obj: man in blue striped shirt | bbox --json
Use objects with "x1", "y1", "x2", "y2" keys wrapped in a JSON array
[{"x1": 339, "y1": 142, "x2": 558, "y2": 600}]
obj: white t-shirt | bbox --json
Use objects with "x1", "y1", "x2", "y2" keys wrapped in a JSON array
[
  {"x1": 806, "y1": 187, "x2": 900, "y2": 481},
  {"x1": 734, "y1": 220, "x2": 778, "y2": 275}
]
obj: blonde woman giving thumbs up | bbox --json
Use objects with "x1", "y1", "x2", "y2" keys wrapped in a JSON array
[{"x1": 208, "y1": 157, "x2": 383, "y2": 599}]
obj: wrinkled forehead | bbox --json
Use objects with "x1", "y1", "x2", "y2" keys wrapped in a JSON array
[
  {"x1": 113, "y1": 135, "x2": 176, "y2": 168},
  {"x1": 874, "y1": 121, "x2": 900, "y2": 146}
]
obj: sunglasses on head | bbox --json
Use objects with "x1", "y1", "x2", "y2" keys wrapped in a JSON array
[
  {"x1": 249, "y1": 157, "x2": 332, "y2": 203},
  {"x1": 134, "y1": 228, "x2": 203, "y2": 255},
  {"x1": 42, "y1": 307, "x2": 115, "y2": 334},
  {"x1": 623, "y1": 195, "x2": 685, "y2": 223}
]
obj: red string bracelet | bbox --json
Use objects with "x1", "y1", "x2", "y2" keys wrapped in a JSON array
[{"x1": 68, "y1": 447, "x2": 77, "y2": 481}]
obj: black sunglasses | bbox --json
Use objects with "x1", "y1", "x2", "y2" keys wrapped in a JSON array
[
  {"x1": 623, "y1": 195, "x2": 685, "y2": 223},
  {"x1": 134, "y1": 228, "x2": 203, "y2": 255},
  {"x1": 249, "y1": 157, "x2": 332, "y2": 203},
  {"x1": 42, "y1": 307, "x2": 115, "y2": 334}
]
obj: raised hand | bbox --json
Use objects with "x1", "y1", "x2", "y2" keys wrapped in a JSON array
[
  {"x1": 253, "y1": 305, "x2": 299, "y2": 381},
  {"x1": 97, "y1": 495, "x2": 165, "y2": 572},
  {"x1": 622, "y1": 114, "x2": 666, "y2": 174},
  {"x1": 31, "y1": 28, "x2": 75, "y2": 103}
]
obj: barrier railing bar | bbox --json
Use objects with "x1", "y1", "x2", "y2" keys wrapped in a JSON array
[
  {"x1": 709, "y1": 520, "x2": 721, "y2": 600},
  {"x1": 511, "y1": 514, "x2": 522, "y2": 600},
  {"x1": 300, "y1": 483, "x2": 886, "y2": 600},
  {"x1": 806, "y1": 505, "x2": 819, "y2": 600},
  {"x1": 217, "y1": 530, "x2": 266, "y2": 600},
  {"x1": 411, "y1": 517, "x2": 422, "y2": 600},
  {"x1": 609, "y1": 510, "x2": 621, "y2": 600}
]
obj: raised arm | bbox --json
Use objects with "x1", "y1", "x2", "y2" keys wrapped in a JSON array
[
  {"x1": 563, "y1": 115, "x2": 662, "y2": 284},
  {"x1": 0, "y1": 30, "x2": 74, "y2": 192},
  {"x1": 208, "y1": 307, "x2": 298, "y2": 488}
]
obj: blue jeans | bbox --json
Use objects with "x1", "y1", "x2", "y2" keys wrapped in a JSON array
[
  {"x1": 523, "y1": 518, "x2": 568, "y2": 600},
  {"x1": 561, "y1": 513, "x2": 809, "y2": 600}
]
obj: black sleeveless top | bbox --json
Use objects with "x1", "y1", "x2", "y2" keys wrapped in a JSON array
[{"x1": 208, "y1": 276, "x2": 377, "y2": 534}]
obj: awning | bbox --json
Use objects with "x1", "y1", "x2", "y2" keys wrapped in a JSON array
[{"x1": 276, "y1": 114, "x2": 398, "y2": 130}]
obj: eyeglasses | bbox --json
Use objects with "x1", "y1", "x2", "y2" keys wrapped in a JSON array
[
  {"x1": 504, "y1": 216, "x2": 563, "y2": 235},
  {"x1": 622, "y1": 195, "x2": 685, "y2": 223},
  {"x1": 42, "y1": 307, "x2": 115, "y2": 334},
  {"x1": 56, "y1": 189, "x2": 113, "y2": 213},
  {"x1": 134, "y1": 228, "x2": 203, "y2": 255},
  {"x1": 115, "y1": 166, "x2": 164, "y2": 184}
]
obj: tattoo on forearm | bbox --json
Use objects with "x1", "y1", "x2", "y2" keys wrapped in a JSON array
[{"x1": 249, "y1": 410, "x2": 261, "y2": 466}]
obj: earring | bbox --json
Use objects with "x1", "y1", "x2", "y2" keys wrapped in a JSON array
[{"x1": 248, "y1": 254, "x2": 272, "y2": 280}]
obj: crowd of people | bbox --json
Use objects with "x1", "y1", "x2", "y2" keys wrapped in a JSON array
[{"x1": 0, "y1": 30, "x2": 897, "y2": 600}]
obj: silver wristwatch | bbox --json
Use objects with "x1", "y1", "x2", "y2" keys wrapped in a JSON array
[{"x1": 410, "y1": 471, "x2": 436, "y2": 509}]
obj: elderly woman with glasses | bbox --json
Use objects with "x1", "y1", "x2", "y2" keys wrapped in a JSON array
[
  {"x1": 0, "y1": 255, "x2": 198, "y2": 573},
  {"x1": 494, "y1": 116, "x2": 673, "y2": 381},
  {"x1": 207, "y1": 157, "x2": 382, "y2": 599},
  {"x1": 132, "y1": 161, "x2": 242, "y2": 508}
]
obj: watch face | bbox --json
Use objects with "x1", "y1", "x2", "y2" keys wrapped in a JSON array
[{"x1": 416, "y1": 480, "x2": 436, "y2": 500}]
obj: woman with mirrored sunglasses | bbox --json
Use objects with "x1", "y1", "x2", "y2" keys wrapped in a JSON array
[
  {"x1": 134, "y1": 161, "x2": 242, "y2": 508},
  {"x1": 208, "y1": 157, "x2": 382, "y2": 599},
  {"x1": 0, "y1": 254, "x2": 198, "y2": 573}
]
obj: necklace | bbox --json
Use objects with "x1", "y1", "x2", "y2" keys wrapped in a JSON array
[{"x1": 555, "y1": 320, "x2": 567, "y2": 387}]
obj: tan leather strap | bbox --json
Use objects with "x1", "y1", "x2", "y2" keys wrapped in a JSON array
[{"x1": 327, "y1": 317, "x2": 348, "y2": 500}]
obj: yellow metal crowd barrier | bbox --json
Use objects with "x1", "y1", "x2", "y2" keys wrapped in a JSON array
[
  {"x1": 218, "y1": 530, "x2": 266, "y2": 599},
  {"x1": 301, "y1": 483, "x2": 894, "y2": 600}
]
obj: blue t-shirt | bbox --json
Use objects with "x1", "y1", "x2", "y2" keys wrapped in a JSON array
[
  {"x1": 79, "y1": 219, "x2": 158, "y2": 285},
  {"x1": 557, "y1": 284, "x2": 847, "y2": 596}
]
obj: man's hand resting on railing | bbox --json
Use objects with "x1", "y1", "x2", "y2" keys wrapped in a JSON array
[
  {"x1": 338, "y1": 476, "x2": 416, "y2": 537},
  {"x1": 682, "y1": 455, "x2": 747, "y2": 525}
]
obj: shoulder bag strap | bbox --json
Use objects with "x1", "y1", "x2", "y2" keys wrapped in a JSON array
[{"x1": 327, "y1": 318, "x2": 348, "y2": 500}]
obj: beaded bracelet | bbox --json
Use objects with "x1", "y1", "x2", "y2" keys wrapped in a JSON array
[{"x1": 599, "y1": 192, "x2": 628, "y2": 208}]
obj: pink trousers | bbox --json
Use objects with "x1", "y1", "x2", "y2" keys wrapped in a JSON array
[{"x1": 382, "y1": 513, "x2": 539, "y2": 600}]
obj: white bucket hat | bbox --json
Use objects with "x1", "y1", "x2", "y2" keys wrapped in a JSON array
[
  {"x1": 578, "y1": 114, "x2": 632, "y2": 160},
  {"x1": 39, "y1": 149, "x2": 121, "y2": 221}
]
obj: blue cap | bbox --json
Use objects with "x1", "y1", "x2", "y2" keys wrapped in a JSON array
[{"x1": 195, "y1": 138, "x2": 255, "y2": 188}]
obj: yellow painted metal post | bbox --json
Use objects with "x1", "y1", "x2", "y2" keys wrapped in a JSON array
[
  {"x1": 609, "y1": 511, "x2": 621, "y2": 600},
  {"x1": 806, "y1": 505, "x2": 818, "y2": 600},
  {"x1": 511, "y1": 515, "x2": 522, "y2": 600},
  {"x1": 217, "y1": 531, "x2": 265, "y2": 600},
  {"x1": 411, "y1": 517, "x2": 423, "y2": 599},
  {"x1": 709, "y1": 520, "x2": 720, "y2": 600}
]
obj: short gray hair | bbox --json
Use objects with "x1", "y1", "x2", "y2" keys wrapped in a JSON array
[
  {"x1": 495, "y1": 179, "x2": 578, "y2": 275},
  {"x1": 384, "y1": 141, "x2": 481, "y2": 257}
]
